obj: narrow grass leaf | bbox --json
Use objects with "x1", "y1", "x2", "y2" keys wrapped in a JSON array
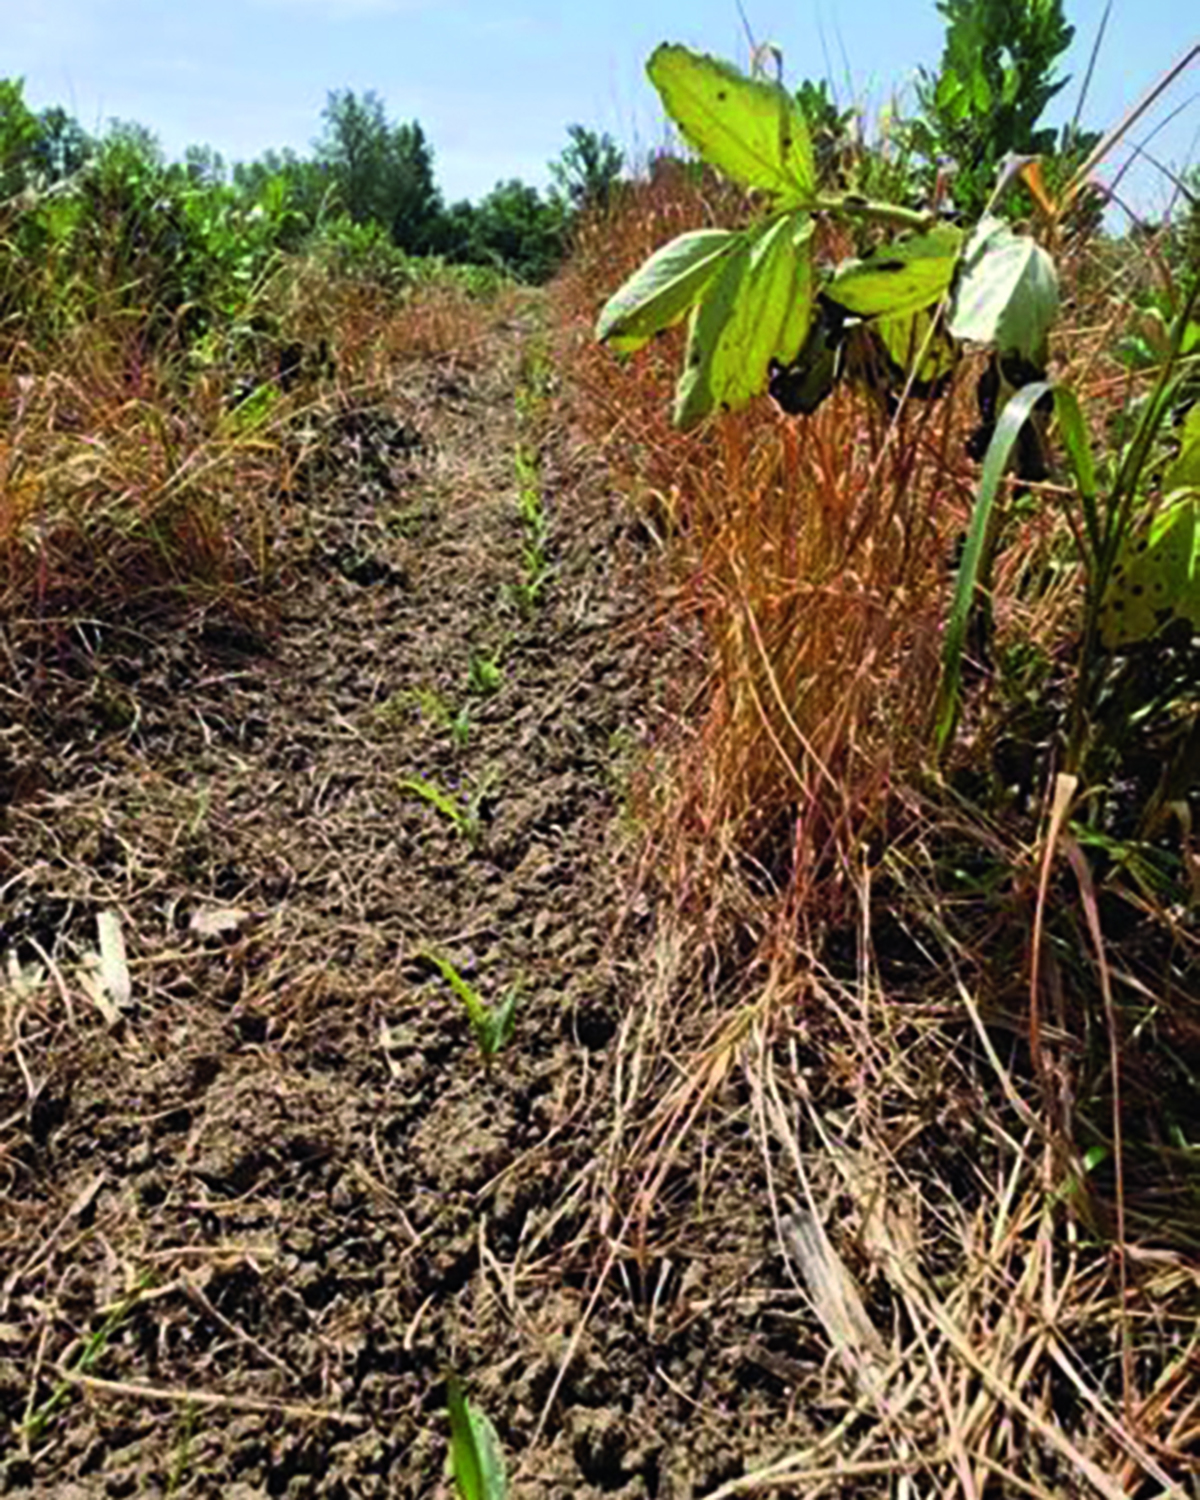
[
  {"x1": 421, "y1": 952, "x2": 515, "y2": 1059},
  {"x1": 935, "y1": 380, "x2": 1053, "y2": 752},
  {"x1": 1052, "y1": 385, "x2": 1100, "y2": 555},
  {"x1": 423, "y1": 952, "x2": 488, "y2": 1033},
  {"x1": 782, "y1": 1210, "x2": 887, "y2": 1400},
  {"x1": 446, "y1": 1375, "x2": 484, "y2": 1500},
  {"x1": 447, "y1": 1375, "x2": 507, "y2": 1500},
  {"x1": 487, "y1": 988, "x2": 519, "y2": 1054}
]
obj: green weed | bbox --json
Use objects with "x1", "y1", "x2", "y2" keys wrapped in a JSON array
[
  {"x1": 377, "y1": 687, "x2": 472, "y2": 747},
  {"x1": 466, "y1": 650, "x2": 504, "y2": 697},
  {"x1": 513, "y1": 441, "x2": 548, "y2": 542},
  {"x1": 22, "y1": 1281, "x2": 147, "y2": 1446},
  {"x1": 384, "y1": 500, "x2": 437, "y2": 539},
  {"x1": 165, "y1": 1403, "x2": 199, "y2": 1499},
  {"x1": 422, "y1": 954, "x2": 518, "y2": 1062},
  {"x1": 399, "y1": 769, "x2": 495, "y2": 844},
  {"x1": 508, "y1": 442, "x2": 553, "y2": 616}
]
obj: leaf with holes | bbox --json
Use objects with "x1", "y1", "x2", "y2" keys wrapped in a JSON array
[
  {"x1": 648, "y1": 43, "x2": 815, "y2": 202},
  {"x1": 595, "y1": 228, "x2": 742, "y2": 354},
  {"x1": 1098, "y1": 490, "x2": 1200, "y2": 649},
  {"x1": 874, "y1": 306, "x2": 958, "y2": 388},
  {"x1": 1164, "y1": 405, "x2": 1200, "y2": 494},
  {"x1": 826, "y1": 223, "x2": 963, "y2": 320}
]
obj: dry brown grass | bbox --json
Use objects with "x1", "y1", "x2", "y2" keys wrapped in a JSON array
[
  {"x1": 0, "y1": 321, "x2": 284, "y2": 628},
  {"x1": 560, "y1": 167, "x2": 983, "y2": 926},
  {"x1": 552, "y1": 162, "x2": 1200, "y2": 1494},
  {"x1": 0, "y1": 268, "x2": 514, "y2": 640}
]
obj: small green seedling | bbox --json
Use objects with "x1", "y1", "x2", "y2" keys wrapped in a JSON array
[
  {"x1": 23, "y1": 1281, "x2": 148, "y2": 1444},
  {"x1": 378, "y1": 687, "x2": 472, "y2": 747},
  {"x1": 446, "y1": 1374, "x2": 508, "y2": 1500},
  {"x1": 399, "y1": 772, "x2": 494, "y2": 844},
  {"x1": 467, "y1": 650, "x2": 504, "y2": 697},
  {"x1": 423, "y1": 952, "x2": 518, "y2": 1060},
  {"x1": 514, "y1": 441, "x2": 549, "y2": 541}
]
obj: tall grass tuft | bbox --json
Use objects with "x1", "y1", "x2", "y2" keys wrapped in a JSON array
[
  {"x1": 559, "y1": 162, "x2": 976, "y2": 925},
  {"x1": 0, "y1": 313, "x2": 284, "y2": 630}
]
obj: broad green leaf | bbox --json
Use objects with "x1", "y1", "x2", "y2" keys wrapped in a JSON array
[
  {"x1": 447, "y1": 1376, "x2": 508, "y2": 1500},
  {"x1": 648, "y1": 44, "x2": 815, "y2": 202},
  {"x1": 595, "y1": 228, "x2": 741, "y2": 355},
  {"x1": 825, "y1": 224, "x2": 963, "y2": 320},
  {"x1": 949, "y1": 216, "x2": 1059, "y2": 364},
  {"x1": 875, "y1": 306, "x2": 957, "y2": 386},
  {"x1": 972, "y1": 70, "x2": 993, "y2": 112},
  {"x1": 936, "y1": 70, "x2": 965, "y2": 114},
  {"x1": 1098, "y1": 490, "x2": 1200, "y2": 649},
  {"x1": 1163, "y1": 404, "x2": 1200, "y2": 494},
  {"x1": 675, "y1": 213, "x2": 814, "y2": 428},
  {"x1": 935, "y1": 381, "x2": 1053, "y2": 752}
]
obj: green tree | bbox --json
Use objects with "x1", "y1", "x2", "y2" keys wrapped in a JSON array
[
  {"x1": 32, "y1": 105, "x2": 93, "y2": 185},
  {"x1": 467, "y1": 179, "x2": 564, "y2": 282},
  {"x1": 182, "y1": 143, "x2": 227, "y2": 186},
  {"x1": 549, "y1": 123, "x2": 623, "y2": 213},
  {"x1": 908, "y1": 0, "x2": 1077, "y2": 215},
  {"x1": 0, "y1": 78, "x2": 47, "y2": 197},
  {"x1": 315, "y1": 88, "x2": 441, "y2": 251},
  {"x1": 233, "y1": 148, "x2": 333, "y2": 239}
]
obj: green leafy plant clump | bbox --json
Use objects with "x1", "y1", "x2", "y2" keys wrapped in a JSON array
[
  {"x1": 596, "y1": 44, "x2": 1058, "y2": 438},
  {"x1": 596, "y1": 35, "x2": 1200, "y2": 825}
]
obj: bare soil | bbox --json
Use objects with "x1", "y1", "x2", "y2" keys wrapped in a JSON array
[{"x1": 0, "y1": 302, "x2": 839, "y2": 1498}]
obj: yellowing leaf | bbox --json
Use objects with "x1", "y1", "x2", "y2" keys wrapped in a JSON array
[
  {"x1": 675, "y1": 213, "x2": 814, "y2": 429},
  {"x1": 1098, "y1": 490, "x2": 1200, "y2": 649},
  {"x1": 595, "y1": 228, "x2": 741, "y2": 354},
  {"x1": 875, "y1": 307, "x2": 957, "y2": 386},
  {"x1": 648, "y1": 44, "x2": 815, "y2": 202},
  {"x1": 1163, "y1": 405, "x2": 1200, "y2": 495},
  {"x1": 826, "y1": 224, "x2": 963, "y2": 319}
]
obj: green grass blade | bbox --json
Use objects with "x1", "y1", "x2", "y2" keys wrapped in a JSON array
[
  {"x1": 447, "y1": 1375, "x2": 485, "y2": 1500},
  {"x1": 399, "y1": 775, "x2": 459, "y2": 822},
  {"x1": 471, "y1": 1405, "x2": 508, "y2": 1497},
  {"x1": 1052, "y1": 385, "x2": 1100, "y2": 557},
  {"x1": 486, "y1": 988, "x2": 520, "y2": 1055},
  {"x1": 935, "y1": 380, "x2": 1053, "y2": 754},
  {"x1": 422, "y1": 952, "x2": 489, "y2": 1039}
]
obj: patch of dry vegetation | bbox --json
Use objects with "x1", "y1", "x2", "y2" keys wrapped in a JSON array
[{"x1": 554, "y1": 156, "x2": 1200, "y2": 1493}]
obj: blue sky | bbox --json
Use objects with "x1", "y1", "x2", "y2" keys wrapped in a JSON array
[{"x1": 7, "y1": 0, "x2": 1198, "y2": 216}]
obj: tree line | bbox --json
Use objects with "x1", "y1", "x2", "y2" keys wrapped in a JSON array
[{"x1": 0, "y1": 78, "x2": 625, "y2": 285}]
